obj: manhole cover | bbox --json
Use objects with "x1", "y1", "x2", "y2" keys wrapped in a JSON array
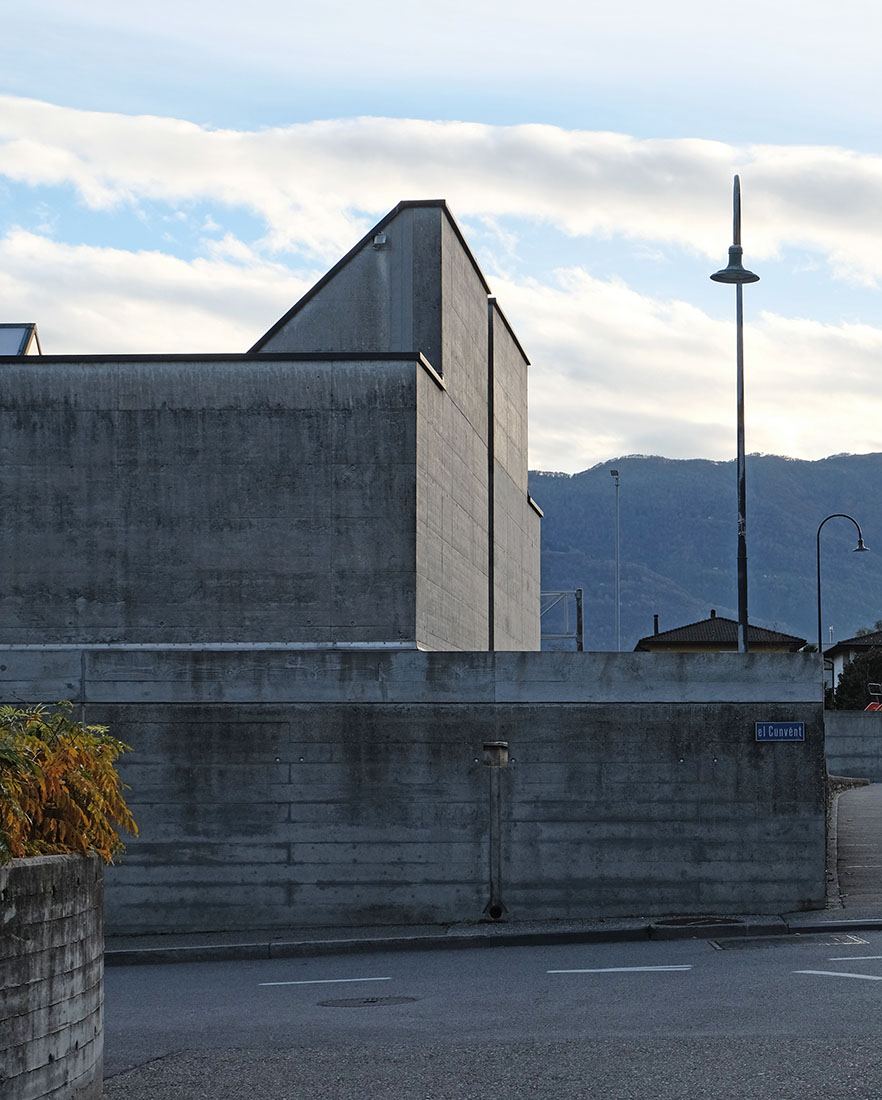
[
  {"x1": 711, "y1": 933, "x2": 868, "y2": 950},
  {"x1": 318, "y1": 996, "x2": 418, "y2": 1008}
]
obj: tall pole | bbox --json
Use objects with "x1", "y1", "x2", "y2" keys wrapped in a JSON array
[
  {"x1": 711, "y1": 176, "x2": 759, "y2": 654},
  {"x1": 611, "y1": 469, "x2": 621, "y2": 651},
  {"x1": 735, "y1": 283, "x2": 748, "y2": 655}
]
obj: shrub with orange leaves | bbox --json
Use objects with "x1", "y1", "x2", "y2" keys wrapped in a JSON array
[{"x1": 0, "y1": 702, "x2": 137, "y2": 864}]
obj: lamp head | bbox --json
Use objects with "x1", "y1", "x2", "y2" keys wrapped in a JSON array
[
  {"x1": 854, "y1": 537, "x2": 870, "y2": 553},
  {"x1": 710, "y1": 245, "x2": 760, "y2": 285}
]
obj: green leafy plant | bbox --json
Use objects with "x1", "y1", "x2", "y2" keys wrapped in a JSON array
[
  {"x1": 0, "y1": 702, "x2": 137, "y2": 864},
  {"x1": 833, "y1": 649, "x2": 882, "y2": 711}
]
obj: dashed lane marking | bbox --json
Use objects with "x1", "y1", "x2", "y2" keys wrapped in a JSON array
[
  {"x1": 547, "y1": 966, "x2": 693, "y2": 974},
  {"x1": 794, "y1": 970, "x2": 882, "y2": 981},
  {"x1": 259, "y1": 977, "x2": 392, "y2": 987}
]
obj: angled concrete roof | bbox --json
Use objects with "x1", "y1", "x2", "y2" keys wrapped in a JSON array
[
  {"x1": 248, "y1": 199, "x2": 502, "y2": 362},
  {"x1": 634, "y1": 612, "x2": 807, "y2": 651}
]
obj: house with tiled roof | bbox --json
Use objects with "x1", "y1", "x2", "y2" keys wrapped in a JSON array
[
  {"x1": 824, "y1": 629, "x2": 882, "y2": 688},
  {"x1": 634, "y1": 609, "x2": 807, "y2": 653}
]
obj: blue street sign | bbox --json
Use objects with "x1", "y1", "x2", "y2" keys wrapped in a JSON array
[{"x1": 755, "y1": 722, "x2": 805, "y2": 742}]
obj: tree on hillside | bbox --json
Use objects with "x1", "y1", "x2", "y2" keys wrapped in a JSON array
[
  {"x1": 833, "y1": 649, "x2": 882, "y2": 710},
  {"x1": 855, "y1": 619, "x2": 882, "y2": 636}
]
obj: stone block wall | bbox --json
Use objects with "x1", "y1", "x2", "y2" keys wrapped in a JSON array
[{"x1": 1, "y1": 854, "x2": 104, "y2": 1100}]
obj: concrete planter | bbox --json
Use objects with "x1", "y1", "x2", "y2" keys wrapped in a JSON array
[{"x1": 1, "y1": 854, "x2": 104, "y2": 1100}]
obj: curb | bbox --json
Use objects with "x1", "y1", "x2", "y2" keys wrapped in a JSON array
[
  {"x1": 102, "y1": 914, "x2": 880, "y2": 967},
  {"x1": 105, "y1": 928, "x2": 649, "y2": 966}
]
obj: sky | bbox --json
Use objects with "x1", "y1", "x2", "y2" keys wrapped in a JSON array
[{"x1": 3, "y1": 1, "x2": 882, "y2": 472}]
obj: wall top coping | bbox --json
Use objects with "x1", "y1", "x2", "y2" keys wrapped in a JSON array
[{"x1": 0, "y1": 648, "x2": 824, "y2": 706}]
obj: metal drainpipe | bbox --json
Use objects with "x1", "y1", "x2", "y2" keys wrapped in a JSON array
[{"x1": 482, "y1": 741, "x2": 509, "y2": 919}]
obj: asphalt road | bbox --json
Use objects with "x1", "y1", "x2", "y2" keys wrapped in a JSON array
[{"x1": 103, "y1": 931, "x2": 882, "y2": 1099}]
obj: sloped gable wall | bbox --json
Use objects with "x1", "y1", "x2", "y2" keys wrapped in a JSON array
[{"x1": 257, "y1": 205, "x2": 444, "y2": 371}]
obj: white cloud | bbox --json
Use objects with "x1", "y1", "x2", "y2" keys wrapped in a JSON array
[
  {"x1": 5, "y1": 98, "x2": 882, "y2": 284},
  {"x1": 0, "y1": 230, "x2": 310, "y2": 353},
  {"x1": 501, "y1": 270, "x2": 882, "y2": 471},
  {"x1": 3, "y1": 98, "x2": 882, "y2": 470}
]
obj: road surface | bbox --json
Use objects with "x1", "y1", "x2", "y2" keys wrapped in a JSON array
[{"x1": 104, "y1": 930, "x2": 882, "y2": 1099}]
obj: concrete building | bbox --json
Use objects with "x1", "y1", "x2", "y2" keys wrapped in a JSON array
[{"x1": 0, "y1": 200, "x2": 541, "y2": 652}]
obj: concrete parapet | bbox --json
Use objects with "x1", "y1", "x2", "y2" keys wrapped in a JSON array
[{"x1": 1, "y1": 854, "x2": 104, "y2": 1100}]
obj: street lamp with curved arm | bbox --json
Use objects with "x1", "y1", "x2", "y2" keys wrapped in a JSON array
[{"x1": 816, "y1": 513, "x2": 870, "y2": 659}]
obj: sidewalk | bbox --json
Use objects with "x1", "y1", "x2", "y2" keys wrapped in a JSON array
[
  {"x1": 835, "y1": 781, "x2": 882, "y2": 917},
  {"x1": 104, "y1": 907, "x2": 882, "y2": 966}
]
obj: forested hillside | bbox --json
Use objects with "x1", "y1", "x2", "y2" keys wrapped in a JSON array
[{"x1": 529, "y1": 453, "x2": 882, "y2": 652}]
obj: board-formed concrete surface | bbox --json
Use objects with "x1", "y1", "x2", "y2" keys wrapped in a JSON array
[
  {"x1": 825, "y1": 711, "x2": 882, "y2": 780},
  {"x1": 0, "y1": 649, "x2": 824, "y2": 935}
]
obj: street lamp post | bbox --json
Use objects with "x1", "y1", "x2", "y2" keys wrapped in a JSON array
[
  {"x1": 710, "y1": 175, "x2": 760, "y2": 654},
  {"x1": 610, "y1": 469, "x2": 620, "y2": 651},
  {"x1": 816, "y1": 514, "x2": 869, "y2": 681}
]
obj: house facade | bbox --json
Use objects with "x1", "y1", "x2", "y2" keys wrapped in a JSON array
[{"x1": 825, "y1": 629, "x2": 882, "y2": 691}]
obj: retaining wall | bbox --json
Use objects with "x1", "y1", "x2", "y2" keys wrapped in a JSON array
[
  {"x1": 825, "y1": 710, "x2": 882, "y2": 779},
  {"x1": 0, "y1": 648, "x2": 826, "y2": 934},
  {"x1": 1, "y1": 854, "x2": 103, "y2": 1100}
]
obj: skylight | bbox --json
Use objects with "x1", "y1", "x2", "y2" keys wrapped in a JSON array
[{"x1": 0, "y1": 324, "x2": 41, "y2": 355}]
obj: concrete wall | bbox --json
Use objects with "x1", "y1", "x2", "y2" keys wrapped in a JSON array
[
  {"x1": 490, "y1": 301, "x2": 541, "y2": 650},
  {"x1": 1, "y1": 855, "x2": 104, "y2": 1100},
  {"x1": 415, "y1": 365, "x2": 491, "y2": 650},
  {"x1": 825, "y1": 710, "x2": 882, "y2": 779},
  {"x1": 0, "y1": 356, "x2": 420, "y2": 646},
  {"x1": 0, "y1": 648, "x2": 824, "y2": 933}
]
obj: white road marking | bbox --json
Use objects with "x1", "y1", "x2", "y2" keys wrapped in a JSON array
[
  {"x1": 259, "y1": 977, "x2": 392, "y2": 987},
  {"x1": 829, "y1": 955, "x2": 882, "y2": 961},
  {"x1": 795, "y1": 970, "x2": 882, "y2": 981},
  {"x1": 547, "y1": 966, "x2": 693, "y2": 974}
]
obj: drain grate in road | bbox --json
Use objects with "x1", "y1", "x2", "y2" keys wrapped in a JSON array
[
  {"x1": 710, "y1": 932, "x2": 868, "y2": 950},
  {"x1": 318, "y1": 996, "x2": 419, "y2": 1008}
]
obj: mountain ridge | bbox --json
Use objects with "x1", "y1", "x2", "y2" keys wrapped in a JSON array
[{"x1": 528, "y1": 452, "x2": 882, "y2": 651}]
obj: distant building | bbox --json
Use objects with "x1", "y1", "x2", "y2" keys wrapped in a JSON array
[
  {"x1": 634, "y1": 609, "x2": 807, "y2": 653},
  {"x1": 824, "y1": 629, "x2": 882, "y2": 687},
  {"x1": 0, "y1": 322, "x2": 41, "y2": 355},
  {"x1": 0, "y1": 200, "x2": 541, "y2": 651}
]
